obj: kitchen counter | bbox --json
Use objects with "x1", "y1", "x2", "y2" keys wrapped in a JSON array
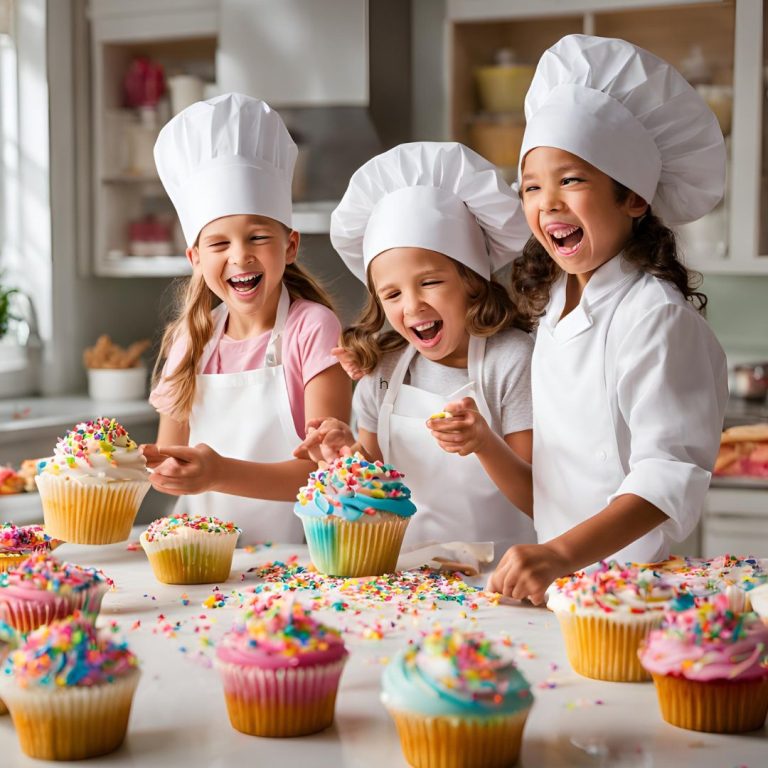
[{"x1": 0, "y1": 535, "x2": 764, "y2": 767}]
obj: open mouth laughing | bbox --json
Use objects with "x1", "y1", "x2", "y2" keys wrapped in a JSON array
[
  {"x1": 409, "y1": 319, "x2": 443, "y2": 348},
  {"x1": 227, "y1": 272, "x2": 264, "y2": 293},
  {"x1": 546, "y1": 223, "x2": 584, "y2": 256}
]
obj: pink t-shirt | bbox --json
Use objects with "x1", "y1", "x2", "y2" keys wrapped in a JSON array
[{"x1": 149, "y1": 299, "x2": 341, "y2": 438}]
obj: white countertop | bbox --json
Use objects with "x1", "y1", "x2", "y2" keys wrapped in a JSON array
[{"x1": 0, "y1": 535, "x2": 765, "y2": 767}]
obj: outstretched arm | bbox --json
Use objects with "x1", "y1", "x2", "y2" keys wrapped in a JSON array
[{"x1": 486, "y1": 495, "x2": 668, "y2": 604}]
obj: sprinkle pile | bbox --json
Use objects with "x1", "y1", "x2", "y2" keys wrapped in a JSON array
[
  {"x1": 3, "y1": 614, "x2": 137, "y2": 688},
  {"x1": 142, "y1": 514, "x2": 241, "y2": 542},
  {"x1": 656, "y1": 555, "x2": 768, "y2": 597}
]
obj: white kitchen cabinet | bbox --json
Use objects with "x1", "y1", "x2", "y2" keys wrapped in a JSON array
[
  {"x1": 447, "y1": 0, "x2": 768, "y2": 275},
  {"x1": 702, "y1": 485, "x2": 768, "y2": 557}
]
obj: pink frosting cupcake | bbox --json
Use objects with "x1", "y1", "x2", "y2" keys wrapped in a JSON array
[
  {"x1": 215, "y1": 599, "x2": 348, "y2": 737},
  {"x1": 639, "y1": 593, "x2": 768, "y2": 732},
  {"x1": 0, "y1": 553, "x2": 108, "y2": 633}
]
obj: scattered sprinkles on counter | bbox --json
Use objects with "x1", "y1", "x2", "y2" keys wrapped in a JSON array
[{"x1": 142, "y1": 513, "x2": 241, "y2": 542}]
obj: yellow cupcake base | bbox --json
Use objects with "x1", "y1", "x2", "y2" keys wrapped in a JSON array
[
  {"x1": 555, "y1": 611, "x2": 663, "y2": 682},
  {"x1": 1, "y1": 670, "x2": 139, "y2": 760},
  {"x1": 224, "y1": 691, "x2": 339, "y2": 738},
  {"x1": 387, "y1": 708, "x2": 530, "y2": 768},
  {"x1": 140, "y1": 530, "x2": 238, "y2": 585},
  {"x1": 36, "y1": 474, "x2": 150, "y2": 545},
  {"x1": 652, "y1": 673, "x2": 768, "y2": 733}
]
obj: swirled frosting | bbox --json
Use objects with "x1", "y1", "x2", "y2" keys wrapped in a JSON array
[
  {"x1": 0, "y1": 524, "x2": 60, "y2": 555},
  {"x1": 216, "y1": 600, "x2": 347, "y2": 670},
  {"x1": 0, "y1": 553, "x2": 107, "y2": 597},
  {"x1": 639, "y1": 593, "x2": 768, "y2": 682},
  {"x1": 37, "y1": 418, "x2": 149, "y2": 484},
  {"x1": 294, "y1": 452, "x2": 416, "y2": 522},
  {"x1": 547, "y1": 561, "x2": 676, "y2": 618},
  {"x1": 381, "y1": 628, "x2": 532, "y2": 717},
  {"x1": 2, "y1": 614, "x2": 137, "y2": 688},
  {"x1": 141, "y1": 513, "x2": 240, "y2": 542}
]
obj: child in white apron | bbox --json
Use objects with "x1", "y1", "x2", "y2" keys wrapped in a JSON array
[
  {"x1": 487, "y1": 35, "x2": 729, "y2": 601},
  {"x1": 296, "y1": 142, "x2": 537, "y2": 555},
  {"x1": 142, "y1": 94, "x2": 351, "y2": 545}
]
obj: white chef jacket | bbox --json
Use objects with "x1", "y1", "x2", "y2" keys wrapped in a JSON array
[{"x1": 532, "y1": 254, "x2": 728, "y2": 564}]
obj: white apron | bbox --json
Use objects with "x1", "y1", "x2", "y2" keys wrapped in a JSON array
[
  {"x1": 180, "y1": 284, "x2": 304, "y2": 545},
  {"x1": 377, "y1": 336, "x2": 537, "y2": 555},
  {"x1": 532, "y1": 271, "x2": 667, "y2": 564}
]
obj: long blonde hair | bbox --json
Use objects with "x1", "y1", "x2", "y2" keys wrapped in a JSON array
[
  {"x1": 341, "y1": 258, "x2": 533, "y2": 375},
  {"x1": 153, "y1": 254, "x2": 336, "y2": 422}
]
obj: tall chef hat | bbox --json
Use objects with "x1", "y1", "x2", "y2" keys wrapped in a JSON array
[
  {"x1": 519, "y1": 34, "x2": 726, "y2": 225},
  {"x1": 331, "y1": 142, "x2": 530, "y2": 282},
  {"x1": 154, "y1": 92, "x2": 297, "y2": 246}
]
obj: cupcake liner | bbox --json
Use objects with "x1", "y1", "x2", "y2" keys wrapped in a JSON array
[
  {"x1": 386, "y1": 707, "x2": 530, "y2": 768},
  {"x1": 0, "y1": 669, "x2": 140, "y2": 760},
  {"x1": 140, "y1": 530, "x2": 238, "y2": 584},
  {"x1": 301, "y1": 513, "x2": 411, "y2": 577},
  {"x1": 216, "y1": 657, "x2": 346, "y2": 737},
  {"x1": 0, "y1": 584, "x2": 106, "y2": 634},
  {"x1": 651, "y1": 673, "x2": 768, "y2": 733},
  {"x1": 36, "y1": 474, "x2": 150, "y2": 545},
  {"x1": 555, "y1": 611, "x2": 664, "y2": 682}
]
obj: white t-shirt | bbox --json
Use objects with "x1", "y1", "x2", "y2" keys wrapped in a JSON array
[{"x1": 353, "y1": 328, "x2": 534, "y2": 437}]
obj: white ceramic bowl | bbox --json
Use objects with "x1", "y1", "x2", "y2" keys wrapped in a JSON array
[{"x1": 87, "y1": 367, "x2": 147, "y2": 402}]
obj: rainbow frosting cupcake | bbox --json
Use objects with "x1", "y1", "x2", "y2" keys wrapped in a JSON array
[
  {"x1": 639, "y1": 593, "x2": 768, "y2": 732},
  {"x1": 216, "y1": 599, "x2": 347, "y2": 737},
  {"x1": 0, "y1": 614, "x2": 140, "y2": 759},
  {"x1": 382, "y1": 628, "x2": 533, "y2": 768},
  {"x1": 548, "y1": 561, "x2": 677, "y2": 682},
  {"x1": 294, "y1": 452, "x2": 416, "y2": 577},
  {"x1": 0, "y1": 523, "x2": 61, "y2": 573},
  {"x1": 140, "y1": 513, "x2": 241, "y2": 584},
  {"x1": 0, "y1": 553, "x2": 108, "y2": 633},
  {"x1": 35, "y1": 417, "x2": 151, "y2": 544}
]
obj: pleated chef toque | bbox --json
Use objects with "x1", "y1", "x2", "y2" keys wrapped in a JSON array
[
  {"x1": 154, "y1": 92, "x2": 296, "y2": 246},
  {"x1": 520, "y1": 34, "x2": 726, "y2": 225},
  {"x1": 331, "y1": 142, "x2": 530, "y2": 282}
]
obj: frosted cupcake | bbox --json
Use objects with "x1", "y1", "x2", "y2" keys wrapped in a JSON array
[
  {"x1": 0, "y1": 523, "x2": 61, "y2": 573},
  {"x1": 0, "y1": 614, "x2": 140, "y2": 759},
  {"x1": 140, "y1": 513, "x2": 241, "y2": 584},
  {"x1": 749, "y1": 583, "x2": 768, "y2": 625},
  {"x1": 216, "y1": 600, "x2": 347, "y2": 737},
  {"x1": 35, "y1": 417, "x2": 151, "y2": 544},
  {"x1": 548, "y1": 561, "x2": 676, "y2": 682},
  {"x1": 639, "y1": 593, "x2": 768, "y2": 732},
  {"x1": 294, "y1": 452, "x2": 416, "y2": 576},
  {"x1": 0, "y1": 621, "x2": 19, "y2": 715},
  {"x1": 382, "y1": 628, "x2": 533, "y2": 768},
  {"x1": 0, "y1": 553, "x2": 108, "y2": 633}
]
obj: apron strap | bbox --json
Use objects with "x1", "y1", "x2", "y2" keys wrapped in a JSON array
[
  {"x1": 265, "y1": 283, "x2": 291, "y2": 368},
  {"x1": 467, "y1": 335, "x2": 493, "y2": 424},
  {"x1": 198, "y1": 303, "x2": 230, "y2": 372},
  {"x1": 378, "y1": 345, "x2": 417, "y2": 464}
]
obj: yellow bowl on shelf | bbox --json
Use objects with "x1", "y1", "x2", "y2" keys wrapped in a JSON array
[
  {"x1": 469, "y1": 116, "x2": 526, "y2": 171},
  {"x1": 474, "y1": 65, "x2": 535, "y2": 114}
]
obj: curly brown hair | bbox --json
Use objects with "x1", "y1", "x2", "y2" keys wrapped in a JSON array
[
  {"x1": 510, "y1": 181, "x2": 708, "y2": 323},
  {"x1": 341, "y1": 257, "x2": 533, "y2": 375}
]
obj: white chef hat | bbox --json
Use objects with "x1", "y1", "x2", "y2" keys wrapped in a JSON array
[
  {"x1": 520, "y1": 35, "x2": 726, "y2": 225},
  {"x1": 331, "y1": 142, "x2": 529, "y2": 282},
  {"x1": 154, "y1": 92, "x2": 296, "y2": 246}
]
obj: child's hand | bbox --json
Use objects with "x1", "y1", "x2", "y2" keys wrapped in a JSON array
[
  {"x1": 293, "y1": 418, "x2": 356, "y2": 463},
  {"x1": 139, "y1": 443, "x2": 221, "y2": 496},
  {"x1": 331, "y1": 346, "x2": 364, "y2": 381},
  {"x1": 426, "y1": 397, "x2": 492, "y2": 456},
  {"x1": 485, "y1": 544, "x2": 571, "y2": 605}
]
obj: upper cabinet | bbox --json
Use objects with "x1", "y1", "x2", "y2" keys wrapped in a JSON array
[
  {"x1": 447, "y1": 0, "x2": 768, "y2": 275},
  {"x1": 87, "y1": 0, "x2": 369, "y2": 278}
]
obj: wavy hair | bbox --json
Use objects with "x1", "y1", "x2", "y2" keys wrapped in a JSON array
[
  {"x1": 510, "y1": 181, "x2": 708, "y2": 323},
  {"x1": 341, "y1": 258, "x2": 533, "y2": 375},
  {"x1": 152, "y1": 235, "x2": 336, "y2": 422}
]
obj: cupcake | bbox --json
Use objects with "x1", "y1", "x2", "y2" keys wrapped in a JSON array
[
  {"x1": 0, "y1": 523, "x2": 61, "y2": 573},
  {"x1": 0, "y1": 553, "x2": 108, "y2": 633},
  {"x1": 294, "y1": 452, "x2": 416, "y2": 577},
  {"x1": 547, "y1": 561, "x2": 676, "y2": 682},
  {"x1": 749, "y1": 583, "x2": 768, "y2": 625},
  {"x1": 140, "y1": 513, "x2": 241, "y2": 584},
  {"x1": 215, "y1": 600, "x2": 347, "y2": 737},
  {"x1": 0, "y1": 621, "x2": 20, "y2": 715},
  {"x1": 382, "y1": 627, "x2": 533, "y2": 768},
  {"x1": 639, "y1": 593, "x2": 768, "y2": 733},
  {"x1": 0, "y1": 614, "x2": 140, "y2": 759},
  {"x1": 35, "y1": 417, "x2": 151, "y2": 544}
]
